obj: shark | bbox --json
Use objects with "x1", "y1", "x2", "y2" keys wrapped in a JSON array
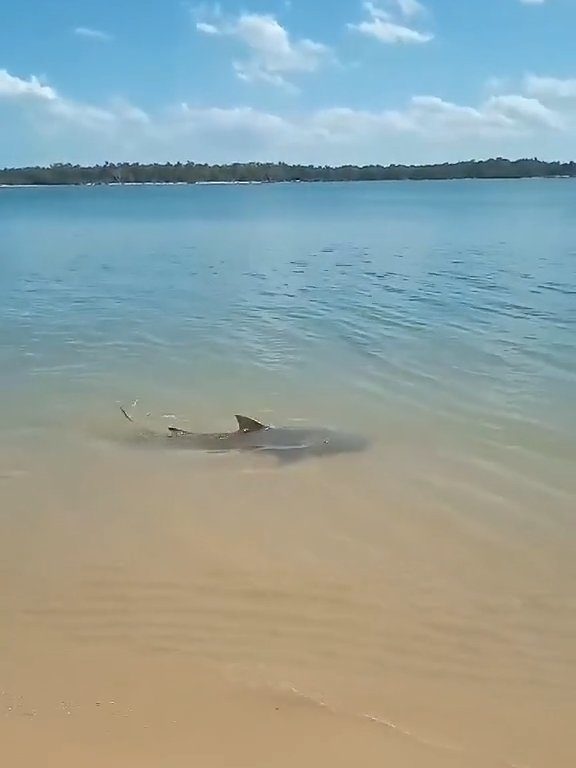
[{"x1": 119, "y1": 407, "x2": 368, "y2": 463}]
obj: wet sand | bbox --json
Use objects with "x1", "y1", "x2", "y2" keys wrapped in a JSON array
[{"x1": 1, "y1": 437, "x2": 574, "y2": 767}]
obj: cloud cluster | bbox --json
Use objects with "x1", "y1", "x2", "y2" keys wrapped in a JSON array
[
  {"x1": 195, "y1": 9, "x2": 330, "y2": 90},
  {"x1": 349, "y1": 0, "x2": 433, "y2": 45},
  {"x1": 1, "y1": 67, "x2": 574, "y2": 166},
  {"x1": 0, "y1": 1, "x2": 572, "y2": 165}
]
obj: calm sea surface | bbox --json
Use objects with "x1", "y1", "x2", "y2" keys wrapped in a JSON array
[
  {"x1": 1, "y1": 181, "x2": 575, "y2": 444},
  {"x1": 1, "y1": 180, "x2": 575, "y2": 767}
]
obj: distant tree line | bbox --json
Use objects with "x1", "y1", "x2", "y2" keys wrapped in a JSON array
[{"x1": 1, "y1": 158, "x2": 575, "y2": 186}]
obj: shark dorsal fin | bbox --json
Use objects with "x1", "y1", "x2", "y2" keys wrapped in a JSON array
[{"x1": 235, "y1": 414, "x2": 266, "y2": 433}]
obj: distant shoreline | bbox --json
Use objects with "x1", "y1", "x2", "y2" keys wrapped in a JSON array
[
  {"x1": 1, "y1": 176, "x2": 575, "y2": 189},
  {"x1": 1, "y1": 158, "x2": 575, "y2": 186},
  {"x1": 0, "y1": 180, "x2": 265, "y2": 188}
]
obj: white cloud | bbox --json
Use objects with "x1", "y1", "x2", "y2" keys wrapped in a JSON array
[
  {"x1": 518, "y1": 0, "x2": 546, "y2": 5},
  {"x1": 349, "y1": 1, "x2": 433, "y2": 44},
  {"x1": 0, "y1": 67, "x2": 573, "y2": 167},
  {"x1": 47, "y1": 99, "x2": 116, "y2": 128},
  {"x1": 174, "y1": 104, "x2": 292, "y2": 141},
  {"x1": 0, "y1": 69, "x2": 149, "y2": 137},
  {"x1": 0, "y1": 69, "x2": 57, "y2": 101},
  {"x1": 352, "y1": 18, "x2": 432, "y2": 44},
  {"x1": 166, "y1": 89, "x2": 566, "y2": 161},
  {"x1": 109, "y1": 99, "x2": 151, "y2": 125},
  {"x1": 396, "y1": 0, "x2": 427, "y2": 17},
  {"x1": 195, "y1": 10, "x2": 331, "y2": 89},
  {"x1": 524, "y1": 75, "x2": 576, "y2": 101},
  {"x1": 74, "y1": 26, "x2": 112, "y2": 42},
  {"x1": 404, "y1": 96, "x2": 512, "y2": 134},
  {"x1": 195, "y1": 21, "x2": 220, "y2": 35},
  {"x1": 485, "y1": 94, "x2": 563, "y2": 129}
]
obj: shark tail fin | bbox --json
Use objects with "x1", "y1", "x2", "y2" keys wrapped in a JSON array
[{"x1": 235, "y1": 414, "x2": 267, "y2": 433}]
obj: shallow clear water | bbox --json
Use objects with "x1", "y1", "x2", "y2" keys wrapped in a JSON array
[
  {"x1": 2, "y1": 180, "x2": 576, "y2": 438},
  {"x1": 1, "y1": 180, "x2": 575, "y2": 767}
]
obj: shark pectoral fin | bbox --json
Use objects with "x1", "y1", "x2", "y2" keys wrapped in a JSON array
[{"x1": 235, "y1": 415, "x2": 267, "y2": 433}]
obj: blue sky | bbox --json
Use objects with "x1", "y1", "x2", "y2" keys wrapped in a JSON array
[{"x1": 1, "y1": 0, "x2": 575, "y2": 166}]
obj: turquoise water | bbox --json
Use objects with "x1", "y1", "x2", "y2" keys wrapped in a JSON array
[
  {"x1": 1, "y1": 180, "x2": 576, "y2": 495},
  {"x1": 2, "y1": 179, "x2": 576, "y2": 768},
  {"x1": 2, "y1": 181, "x2": 576, "y2": 767}
]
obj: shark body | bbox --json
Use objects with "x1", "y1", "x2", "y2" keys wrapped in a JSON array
[{"x1": 120, "y1": 409, "x2": 368, "y2": 463}]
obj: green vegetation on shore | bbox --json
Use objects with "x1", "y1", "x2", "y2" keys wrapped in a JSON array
[{"x1": 1, "y1": 158, "x2": 575, "y2": 185}]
